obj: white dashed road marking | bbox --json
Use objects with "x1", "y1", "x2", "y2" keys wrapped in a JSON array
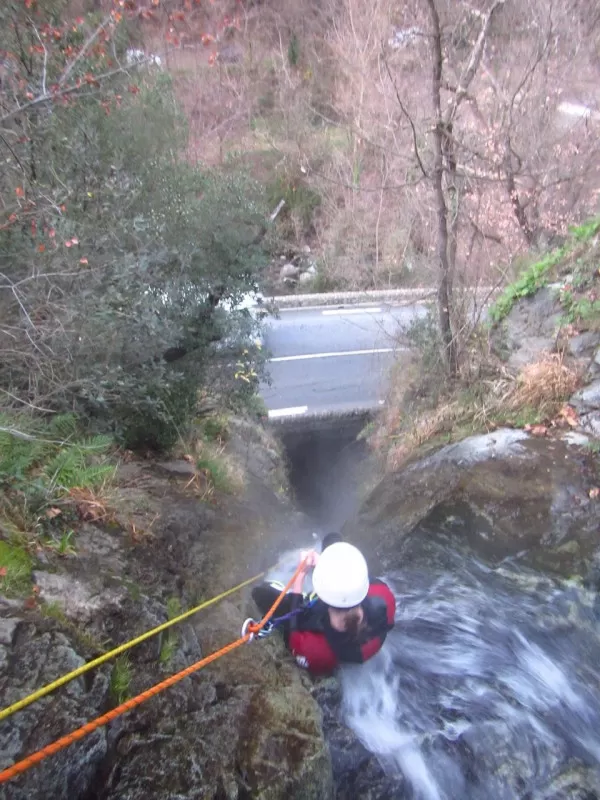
[
  {"x1": 267, "y1": 406, "x2": 309, "y2": 419},
  {"x1": 321, "y1": 307, "x2": 382, "y2": 316},
  {"x1": 270, "y1": 347, "x2": 396, "y2": 363}
]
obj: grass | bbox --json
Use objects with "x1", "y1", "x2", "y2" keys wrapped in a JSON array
[
  {"x1": 41, "y1": 601, "x2": 69, "y2": 624},
  {"x1": 40, "y1": 599, "x2": 109, "y2": 652},
  {"x1": 158, "y1": 596, "x2": 181, "y2": 668},
  {"x1": 199, "y1": 413, "x2": 230, "y2": 443},
  {"x1": 196, "y1": 451, "x2": 235, "y2": 493},
  {"x1": 0, "y1": 540, "x2": 32, "y2": 596},
  {"x1": 374, "y1": 351, "x2": 582, "y2": 472},
  {"x1": 489, "y1": 248, "x2": 566, "y2": 322},
  {"x1": 0, "y1": 412, "x2": 116, "y2": 553},
  {"x1": 489, "y1": 217, "x2": 600, "y2": 324},
  {"x1": 44, "y1": 529, "x2": 77, "y2": 557},
  {"x1": 110, "y1": 655, "x2": 132, "y2": 704}
]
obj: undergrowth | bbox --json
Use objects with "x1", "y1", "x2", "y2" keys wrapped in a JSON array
[
  {"x1": 374, "y1": 214, "x2": 599, "y2": 472},
  {"x1": 158, "y1": 596, "x2": 181, "y2": 668},
  {"x1": 0, "y1": 412, "x2": 116, "y2": 593},
  {"x1": 110, "y1": 655, "x2": 132, "y2": 704},
  {"x1": 176, "y1": 412, "x2": 246, "y2": 498},
  {"x1": 373, "y1": 350, "x2": 581, "y2": 472},
  {"x1": 489, "y1": 217, "x2": 600, "y2": 323}
]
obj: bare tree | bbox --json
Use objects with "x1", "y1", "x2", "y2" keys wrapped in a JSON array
[{"x1": 423, "y1": 0, "x2": 506, "y2": 373}]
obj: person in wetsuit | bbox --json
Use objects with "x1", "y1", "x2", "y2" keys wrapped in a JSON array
[{"x1": 252, "y1": 534, "x2": 395, "y2": 676}]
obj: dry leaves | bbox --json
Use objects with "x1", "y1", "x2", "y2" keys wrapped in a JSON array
[
  {"x1": 556, "y1": 404, "x2": 579, "y2": 428},
  {"x1": 66, "y1": 487, "x2": 111, "y2": 522},
  {"x1": 524, "y1": 423, "x2": 549, "y2": 436}
]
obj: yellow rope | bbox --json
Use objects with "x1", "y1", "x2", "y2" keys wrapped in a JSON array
[
  {"x1": 0, "y1": 570, "x2": 266, "y2": 723},
  {"x1": 0, "y1": 561, "x2": 306, "y2": 785}
]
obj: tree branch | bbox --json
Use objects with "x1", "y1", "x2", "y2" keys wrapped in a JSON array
[
  {"x1": 58, "y1": 15, "x2": 113, "y2": 88},
  {"x1": 382, "y1": 51, "x2": 428, "y2": 178},
  {"x1": 447, "y1": 0, "x2": 506, "y2": 124}
]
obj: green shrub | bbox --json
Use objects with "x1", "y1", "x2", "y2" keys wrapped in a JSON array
[
  {"x1": 404, "y1": 307, "x2": 444, "y2": 375},
  {"x1": 0, "y1": 4, "x2": 270, "y2": 453},
  {"x1": 489, "y1": 248, "x2": 565, "y2": 323}
]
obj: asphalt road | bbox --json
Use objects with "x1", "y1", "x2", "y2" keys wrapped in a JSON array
[{"x1": 261, "y1": 303, "x2": 427, "y2": 419}]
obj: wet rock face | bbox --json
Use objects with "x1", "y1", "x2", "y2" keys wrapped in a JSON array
[
  {"x1": 501, "y1": 287, "x2": 563, "y2": 369},
  {"x1": 0, "y1": 422, "x2": 331, "y2": 800},
  {"x1": 0, "y1": 626, "x2": 110, "y2": 800},
  {"x1": 346, "y1": 429, "x2": 599, "y2": 578},
  {"x1": 314, "y1": 680, "x2": 407, "y2": 800}
]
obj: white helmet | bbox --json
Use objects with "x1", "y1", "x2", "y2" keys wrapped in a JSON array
[{"x1": 312, "y1": 542, "x2": 369, "y2": 608}]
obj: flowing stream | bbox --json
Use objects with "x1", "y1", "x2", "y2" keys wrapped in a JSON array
[
  {"x1": 268, "y1": 546, "x2": 600, "y2": 798},
  {"x1": 340, "y1": 550, "x2": 600, "y2": 799}
]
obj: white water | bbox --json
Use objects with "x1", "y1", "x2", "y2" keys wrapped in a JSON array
[
  {"x1": 267, "y1": 545, "x2": 600, "y2": 797},
  {"x1": 340, "y1": 557, "x2": 600, "y2": 798}
]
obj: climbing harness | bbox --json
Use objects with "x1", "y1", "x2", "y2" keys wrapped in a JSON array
[
  {"x1": 241, "y1": 595, "x2": 317, "y2": 640},
  {"x1": 0, "y1": 570, "x2": 267, "y2": 724},
  {"x1": 0, "y1": 559, "x2": 307, "y2": 786},
  {"x1": 240, "y1": 582, "x2": 318, "y2": 641}
]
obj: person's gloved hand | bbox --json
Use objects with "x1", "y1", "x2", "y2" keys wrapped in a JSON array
[{"x1": 300, "y1": 549, "x2": 319, "y2": 571}]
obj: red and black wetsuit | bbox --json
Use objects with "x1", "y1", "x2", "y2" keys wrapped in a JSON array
[{"x1": 282, "y1": 579, "x2": 396, "y2": 676}]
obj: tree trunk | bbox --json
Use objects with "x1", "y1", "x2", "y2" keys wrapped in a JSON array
[
  {"x1": 425, "y1": 0, "x2": 458, "y2": 375},
  {"x1": 503, "y1": 140, "x2": 534, "y2": 244}
]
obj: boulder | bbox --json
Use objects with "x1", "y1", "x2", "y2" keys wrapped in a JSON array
[
  {"x1": 280, "y1": 263, "x2": 301, "y2": 280},
  {"x1": 501, "y1": 287, "x2": 562, "y2": 369},
  {"x1": 571, "y1": 379, "x2": 600, "y2": 413},
  {"x1": 345, "y1": 429, "x2": 599, "y2": 578},
  {"x1": 567, "y1": 330, "x2": 600, "y2": 359}
]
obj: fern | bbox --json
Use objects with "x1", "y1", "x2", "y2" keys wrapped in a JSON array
[
  {"x1": 0, "y1": 417, "x2": 44, "y2": 481},
  {"x1": 43, "y1": 446, "x2": 114, "y2": 491},
  {"x1": 47, "y1": 413, "x2": 79, "y2": 440}
]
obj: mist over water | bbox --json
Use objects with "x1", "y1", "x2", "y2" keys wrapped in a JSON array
[{"x1": 278, "y1": 422, "x2": 600, "y2": 797}]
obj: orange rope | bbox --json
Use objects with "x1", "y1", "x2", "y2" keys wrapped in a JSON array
[{"x1": 0, "y1": 560, "x2": 306, "y2": 786}]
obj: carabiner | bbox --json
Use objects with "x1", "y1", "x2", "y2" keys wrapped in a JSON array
[{"x1": 241, "y1": 617, "x2": 257, "y2": 642}]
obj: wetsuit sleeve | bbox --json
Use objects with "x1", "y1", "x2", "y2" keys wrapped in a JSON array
[{"x1": 288, "y1": 629, "x2": 338, "y2": 675}]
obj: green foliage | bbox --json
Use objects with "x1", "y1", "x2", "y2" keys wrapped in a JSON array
[
  {"x1": 159, "y1": 635, "x2": 177, "y2": 667},
  {"x1": 0, "y1": 540, "x2": 32, "y2": 596},
  {"x1": 492, "y1": 405, "x2": 545, "y2": 429},
  {"x1": 560, "y1": 293, "x2": 600, "y2": 326},
  {"x1": 196, "y1": 453, "x2": 233, "y2": 493},
  {"x1": 569, "y1": 218, "x2": 600, "y2": 242},
  {"x1": 159, "y1": 596, "x2": 181, "y2": 667},
  {"x1": 44, "y1": 529, "x2": 76, "y2": 557},
  {"x1": 404, "y1": 307, "x2": 444, "y2": 375},
  {"x1": 110, "y1": 656, "x2": 132, "y2": 704},
  {"x1": 0, "y1": 412, "x2": 115, "y2": 546},
  {"x1": 558, "y1": 238, "x2": 600, "y2": 328},
  {"x1": 307, "y1": 270, "x2": 341, "y2": 294},
  {"x1": 267, "y1": 173, "x2": 321, "y2": 235},
  {"x1": 242, "y1": 394, "x2": 269, "y2": 421},
  {"x1": 199, "y1": 414, "x2": 230, "y2": 443},
  {"x1": 0, "y1": 4, "x2": 271, "y2": 452},
  {"x1": 42, "y1": 601, "x2": 69, "y2": 625},
  {"x1": 166, "y1": 596, "x2": 182, "y2": 619},
  {"x1": 489, "y1": 248, "x2": 566, "y2": 323}
]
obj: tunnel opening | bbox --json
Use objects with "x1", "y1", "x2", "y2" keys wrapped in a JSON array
[{"x1": 275, "y1": 413, "x2": 372, "y2": 530}]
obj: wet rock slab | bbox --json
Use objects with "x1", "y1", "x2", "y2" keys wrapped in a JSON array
[{"x1": 347, "y1": 429, "x2": 600, "y2": 578}]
